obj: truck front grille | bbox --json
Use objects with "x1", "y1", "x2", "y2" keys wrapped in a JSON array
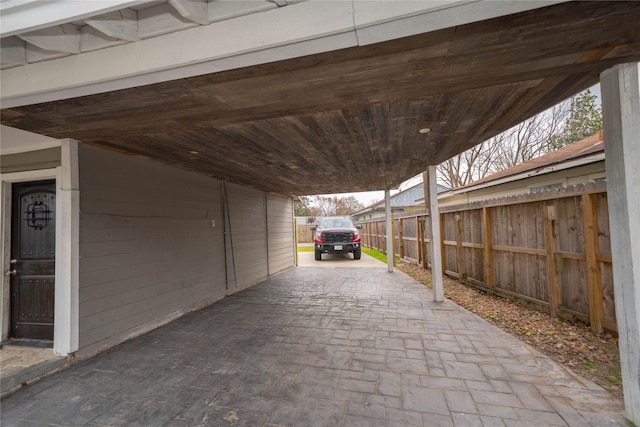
[{"x1": 322, "y1": 231, "x2": 354, "y2": 243}]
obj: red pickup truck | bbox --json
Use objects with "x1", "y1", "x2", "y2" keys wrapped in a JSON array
[{"x1": 310, "y1": 216, "x2": 362, "y2": 261}]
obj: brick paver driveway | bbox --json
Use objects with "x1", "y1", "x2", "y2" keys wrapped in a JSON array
[{"x1": 1, "y1": 266, "x2": 626, "y2": 426}]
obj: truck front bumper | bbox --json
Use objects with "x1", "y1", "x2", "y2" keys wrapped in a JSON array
[{"x1": 315, "y1": 242, "x2": 360, "y2": 254}]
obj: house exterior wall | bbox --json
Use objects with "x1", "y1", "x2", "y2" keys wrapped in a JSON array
[
  {"x1": 77, "y1": 145, "x2": 294, "y2": 356},
  {"x1": 267, "y1": 194, "x2": 295, "y2": 275},
  {"x1": 223, "y1": 182, "x2": 269, "y2": 291},
  {"x1": 438, "y1": 161, "x2": 605, "y2": 207}
]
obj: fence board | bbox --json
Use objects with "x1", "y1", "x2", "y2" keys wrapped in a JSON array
[
  {"x1": 361, "y1": 183, "x2": 615, "y2": 332},
  {"x1": 583, "y1": 193, "x2": 604, "y2": 333}
]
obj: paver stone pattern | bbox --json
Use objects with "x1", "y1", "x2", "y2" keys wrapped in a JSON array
[{"x1": 0, "y1": 267, "x2": 626, "y2": 426}]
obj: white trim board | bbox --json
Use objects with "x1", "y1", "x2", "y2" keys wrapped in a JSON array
[{"x1": 0, "y1": 140, "x2": 79, "y2": 356}]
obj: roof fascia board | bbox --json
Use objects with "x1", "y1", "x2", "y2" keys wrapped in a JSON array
[
  {"x1": 1, "y1": 0, "x2": 570, "y2": 108},
  {"x1": 353, "y1": 0, "x2": 569, "y2": 46},
  {"x1": 444, "y1": 152, "x2": 605, "y2": 196},
  {"x1": 0, "y1": 0, "x2": 147, "y2": 38}
]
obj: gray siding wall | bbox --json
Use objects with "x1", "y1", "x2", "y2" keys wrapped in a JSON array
[
  {"x1": 267, "y1": 194, "x2": 294, "y2": 274},
  {"x1": 223, "y1": 182, "x2": 269, "y2": 291},
  {"x1": 78, "y1": 145, "x2": 227, "y2": 355}
]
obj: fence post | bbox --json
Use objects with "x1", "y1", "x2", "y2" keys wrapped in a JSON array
[
  {"x1": 398, "y1": 217, "x2": 404, "y2": 260},
  {"x1": 455, "y1": 214, "x2": 465, "y2": 282},
  {"x1": 440, "y1": 212, "x2": 446, "y2": 274},
  {"x1": 416, "y1": 216, "x2": 423, "y2": 266},
  {"x1": 544, "y1": 204, "x2": 562, "y2": 318},
  {"x1": 294, "y1": 217, "x2": 299, "y2": 266},
  {"x1": 483, "y1": 207, "x2": 494, "y2": 291},
  {"x1": 391, "y1": 214, "x2": 397, "y2": 267},
  {"x1": 582, "y1": 193, "x2": 604, "y2": 334}
]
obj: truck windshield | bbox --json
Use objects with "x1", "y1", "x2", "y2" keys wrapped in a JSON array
[{"x1": 321, "y1": 219, "x2": 353, "y2": 228}]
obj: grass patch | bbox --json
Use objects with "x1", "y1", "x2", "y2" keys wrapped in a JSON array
[
  {"x1": 297, "y1": 245, "x2": 314, "y2": 252},
  {"x1": 362, "y1": 247, "x2": 398, "y2": 264}
]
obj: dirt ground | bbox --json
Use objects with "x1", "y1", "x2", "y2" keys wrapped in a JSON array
[{"x1": 397, "y1": 262, "x2": 623, "y2": 399}]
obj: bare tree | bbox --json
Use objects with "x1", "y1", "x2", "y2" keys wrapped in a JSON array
[
  {"x1": 437, "y1": 89, "x2": 595, "y2": 189},
  {"x1": 304, "y1": 195, "x2": 364, "y2": 217},
  {"x1": 491, "y1": 102, "x2": 568, "y2": 171},
  {"x1": 437, "y1": 140, "x2": 497, "y2": 188}
]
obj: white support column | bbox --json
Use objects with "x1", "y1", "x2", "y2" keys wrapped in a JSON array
[
  {"x1": 54, "y1": 139, "x2": 80, "y2": 356},
  {"x1": 601, "y1": 62, "x2": 640, "y2": 423},
  {"x1": 427, "y1": 165, "x2": 444, "y2": 302},
  {"x1": 385, "y1": 189, "x2": 393, "y2": 273}
]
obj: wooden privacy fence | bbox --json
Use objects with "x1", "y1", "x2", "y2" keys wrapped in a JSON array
[
  {"x1": 360, "y1": 182, "x2": 616, "y2": 334},
  {"x1": 297, "y1": 224, "x2": 314, "y2": 243}
]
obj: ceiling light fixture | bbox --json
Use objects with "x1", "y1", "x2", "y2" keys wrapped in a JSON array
[{"x1": 418, "y1": 127, "x2": 431, "y2": 134}]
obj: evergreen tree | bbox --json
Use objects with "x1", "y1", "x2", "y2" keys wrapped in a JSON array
[
  {"x1": 294, "y1": 196, "x2": 313, "y2": 216},
  {"x1": 549, "y1": 88, "x2": 602, "y2": 149}
]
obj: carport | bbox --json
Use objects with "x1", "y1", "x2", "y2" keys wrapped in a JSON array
[{"x1": 1, "y1": 0, "x2": 639, "y2": 421}]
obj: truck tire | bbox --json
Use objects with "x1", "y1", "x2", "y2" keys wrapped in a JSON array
[
  {"x1": 315, "y1": 249, "x2": 322, "y2": 261},
  {"x1": 353, "y1": 248, "x2": 361, "y2": 260}
]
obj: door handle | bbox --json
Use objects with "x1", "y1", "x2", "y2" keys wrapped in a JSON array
[{"x1": 6, "y1": 269, "x2": 17, "y2": 276}]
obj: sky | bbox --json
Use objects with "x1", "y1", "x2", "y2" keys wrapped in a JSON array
[{"x1": 312, "y1": 190, "x2": 387, "y2": 207}]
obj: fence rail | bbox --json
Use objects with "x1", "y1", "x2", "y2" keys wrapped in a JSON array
[{"x1": 359, "y1": 182, "x2": 616, "y2": 333}]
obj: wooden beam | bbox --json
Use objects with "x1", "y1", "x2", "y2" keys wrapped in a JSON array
[
  {"x1": 0, "y1": 37, "x2": 26, "y2": 66},
  {"x1": 169, "y1": 0, "x2": 210, "y2": 25},
  {"x1": 85, "y1": 10, "x2": 140, "y2": 42},
  {"x1": 427, "y1": 165, "x2": 444, "y2": 302},
  {"x1": 601, "y1": 62, "x2": 640, "y2": 422},
  {"x1": 544, "y1": 204, "x2": 562, "y2": 318},
  {"x1": 491, "y1": 245, "x2": 546, "y2": 256},
  {"x1": 17, "y1": 24, "x2": 80, "y2": 54},
  {"x1": 422, "y1": 171, "x2": 429, "y2": 210},
  {"x1": 483, "y1": 207, "x2": 494, "y2": 290},
  {"x1": 582, "y1": 193, "x2": 604, "y2": 334}
]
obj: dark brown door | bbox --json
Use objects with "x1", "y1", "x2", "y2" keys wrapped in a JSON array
[{"x1": 10, "y1": 180, "x2": 56, "y2": 341}]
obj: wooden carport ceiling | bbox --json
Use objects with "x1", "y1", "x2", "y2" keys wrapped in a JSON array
[{"x1": 2, "y1": 1, "x2": 640, "y2": 196}]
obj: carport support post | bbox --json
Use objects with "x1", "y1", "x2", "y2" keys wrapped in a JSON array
[
  {"x1": 385, "y1": 189, "x2": 393, "y2": 273},
  {"x1": 427, "y1": 166, "x2": 444, "y2": 302},
  {"x1": 601, "y1": 62, "x2": 640, "y2": 423}
]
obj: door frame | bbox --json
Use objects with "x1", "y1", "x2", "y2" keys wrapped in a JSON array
[{"x1": 1, "y1": 139, "x2": 79, "y2": 356}]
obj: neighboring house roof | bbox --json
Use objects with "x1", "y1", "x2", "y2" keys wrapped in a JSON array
[
  {"x1": 355, "y1": 181, "x2": 449, "y2": 216},
  {"x1": 444, "y1": 131, "x2": 604, "y2": 196}
]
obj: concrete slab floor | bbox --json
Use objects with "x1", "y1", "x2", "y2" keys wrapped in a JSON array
[
  {"x1": 0, "y1": 266, "x2": 628, "y2": 426},
  {"x1": 1, "y1": 344, "x2": 67, "y2": 397}
]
